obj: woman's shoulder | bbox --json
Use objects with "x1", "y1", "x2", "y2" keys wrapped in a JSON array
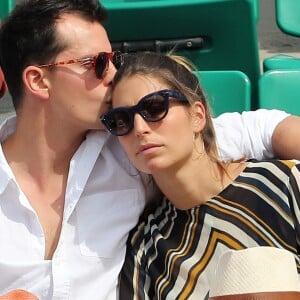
[
  {"x1": 233, "y1": 159, "x2": 300, "y2": 197},
  {"x1": 245, "y1": 159, "x2": 300, "y2": 174}
]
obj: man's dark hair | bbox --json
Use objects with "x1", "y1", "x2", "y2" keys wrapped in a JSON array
[{"x1": 0, "y1": 0, "x2": 107, "y2": 108}]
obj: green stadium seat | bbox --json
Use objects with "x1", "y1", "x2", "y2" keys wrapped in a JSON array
[
  {"x1": 263, "y1": 54, "x2": 300, "y2": 72},
  {"x1": 195, "y1": 70, "x2": 251, "y2": 117},
  {"x1": 275, "y1": 0, "x2": 300, "y2": 37},
  {"x1": 252, "y1": 0, "x2": 260, "y2": 22},
  {"x1": 263, "y1": 1, "x2": 300, "y2": 72},
  {"x1": 0, "y1": 0, "x2": 14, "y2": 20},
  {"x1": 102, "y1": 0, "x2": 260, "y2": 109},
  {"x1": 258, "y1": 70, "x2": 300, "y2": 115}
]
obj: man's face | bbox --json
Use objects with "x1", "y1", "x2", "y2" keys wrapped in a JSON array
[{"x1": 44, "y1": 14, "x2": 116, "y2": 132}]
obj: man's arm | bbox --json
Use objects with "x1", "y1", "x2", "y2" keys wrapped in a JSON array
[
  {"x1": 272, "y1": 115, "x2": 300, "y2": 159},
  {"x1": 213, "y1": 109, "x2": 292, "y2": 161}
]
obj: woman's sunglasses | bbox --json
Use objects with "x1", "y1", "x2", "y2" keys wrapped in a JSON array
[
  {"x1": 100, "y1": 89, "x2": 189, "y2": 136},
  {"x1": 37, "y1": 51, "x2": 123, "y2": 79}
]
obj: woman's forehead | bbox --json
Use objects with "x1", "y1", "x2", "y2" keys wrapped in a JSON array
[{"x1": 112, "y1": 75, "x2": 170, "y2": 103}]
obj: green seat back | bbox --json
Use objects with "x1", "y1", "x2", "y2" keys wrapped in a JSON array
[
  {"x1": 259, "y1": 70, "x2": 300, "y2": 115},
  {"x1": 263, "y1": 54, "x2": 300, "y2": 72},
  {"x1": 252, "y1": 0, "x2": 260, "y2": 22},
  {"x1": 0, "y1": 0, "x2": 14, "y2": 20},
  {"x1": 194, "y1": 70, "x2": 251, "y2": 117},
  {"x1": 102, "y1": 0, "x2": 260, "y2": 108},
  {"x1": 263, "y1": 0, "x2": 300, "y2": 72},
  {"x1": 275, "y1": 0, "x2": 300, "y2": 37}
]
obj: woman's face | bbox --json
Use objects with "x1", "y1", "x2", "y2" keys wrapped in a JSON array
[{"x1": 112, "y1": 74, "x2": 204, "y2": 174}]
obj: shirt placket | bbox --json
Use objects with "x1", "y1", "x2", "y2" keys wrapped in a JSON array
[{"x1": 51, "y1": 225, "x2": 70, "y2": 300}]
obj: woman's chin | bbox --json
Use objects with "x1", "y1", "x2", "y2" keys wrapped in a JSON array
[{"x1": 137, "y1": 163, "x2": 160, "y2": 175}]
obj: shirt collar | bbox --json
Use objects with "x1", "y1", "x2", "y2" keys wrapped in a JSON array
[
  {"x1": 0, "y1": 115, "x2": 17, "y2": 141},
  {"x1": 0, "y1": 116, "x2": 17, "y2": 194},
  {"x1": 0, "y1": 151, "x2": 11, "y2": 193}
]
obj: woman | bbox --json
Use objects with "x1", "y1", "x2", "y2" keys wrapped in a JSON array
[{"x1": 101, "y1": 52, "x2": 300, "y2": 299}]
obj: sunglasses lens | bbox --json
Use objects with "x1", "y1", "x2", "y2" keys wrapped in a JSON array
[
  {"x1": 140, "y1": 94, "x2": 167, "y2": 121},
  {"x1": 95, "y1": 53, "x2": 108, "y2": 79},
  {"x1": 112, "y1": 51, "x2": 124, "y2": 69},
  {"x1": 101, "y1": 91, "x2": 171, "y2": 136},
  {"x1": 95, "y1": 52, "x2": 123, "y2": 79},
  {"x1": 104, "y1": 109, "x2": 131, "y2": 136}
]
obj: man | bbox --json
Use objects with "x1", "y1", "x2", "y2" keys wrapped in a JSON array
[
  {"x1": 0, "y1": 0, "x2": 299, "y2": 299},
  {"x1": 0, "y1": 1, "x2": 146, "y2": 299}
]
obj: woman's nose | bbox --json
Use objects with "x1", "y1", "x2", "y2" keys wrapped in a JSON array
[{"x1": 133, "y1": 113, "x2": 151, "y2": 136}]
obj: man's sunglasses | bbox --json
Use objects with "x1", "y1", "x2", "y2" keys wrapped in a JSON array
[
  {"x1": 37, "y1": 51, "x2": 123, "y2": 79},
  {"x1": 100, "y1": 89, "x2": 189, "y2": 136}
]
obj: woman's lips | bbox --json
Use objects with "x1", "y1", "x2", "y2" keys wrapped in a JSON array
[{"x1": 138, "y1": 143, "x2": 161, "y2": 155}]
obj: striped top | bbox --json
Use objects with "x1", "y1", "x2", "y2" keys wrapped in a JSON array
[{"x1": 119, "y1": 160, "x2": 300, "y2": 300}]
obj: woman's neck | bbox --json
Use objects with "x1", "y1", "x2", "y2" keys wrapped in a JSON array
[{"x1": 152, "y1": 155, "x2": 247, "y2": 210}]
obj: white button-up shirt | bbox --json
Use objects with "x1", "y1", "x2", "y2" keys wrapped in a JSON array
[
  {"x1": 0, "y1": 117, "x2": 147, "y2": 299},
  {"x1": 0, "y1": 109, "x2": 289, "y2": 299}
]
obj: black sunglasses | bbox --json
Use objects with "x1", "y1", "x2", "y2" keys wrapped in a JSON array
[
  {"x1": 100, "y1": 89, "x2": 189, "y2": 136},
  {"x1": 37, "y1": 51, "x2": 124, "y2": 79}
]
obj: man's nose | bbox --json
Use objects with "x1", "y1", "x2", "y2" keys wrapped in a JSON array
[{"x1": 103, "y1": 61, "x2": 117, "y2": 85}]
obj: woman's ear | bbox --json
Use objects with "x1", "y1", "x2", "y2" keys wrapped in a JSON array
[
  {"x1": 23, "y1": 66, "x2": 50, "y2": 100},
  {"x1": 192, "y1": 101, "x2": 206, "y2": 133}
]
